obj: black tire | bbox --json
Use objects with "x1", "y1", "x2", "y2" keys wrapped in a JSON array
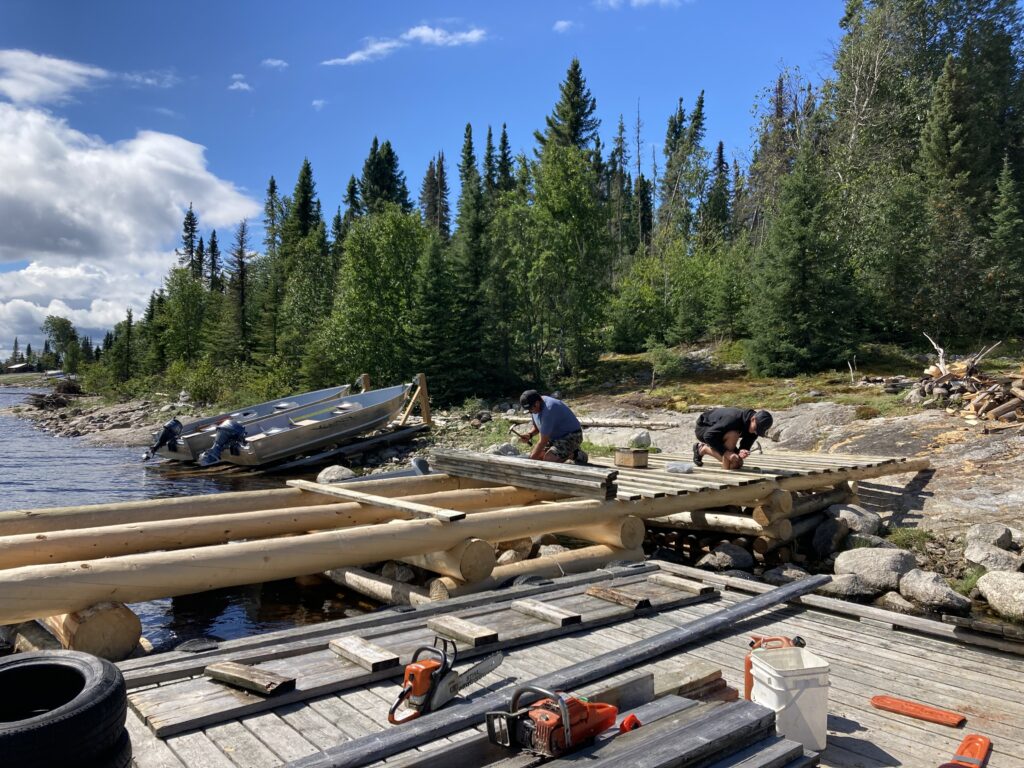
[
  {"x1": 0, "y1": 651, "x2": 127, "y2": 768},
  {"x1": 87, "y1": 728, "x2": 132, "y2": 768}
]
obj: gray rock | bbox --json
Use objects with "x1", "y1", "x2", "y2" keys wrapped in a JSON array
[
  {"x1": 898, "y1": 569, "x2": 971, "y2": 614},
  {"x1": 159, "y1": 403, "x2": 175, "y2": 413},
  {"x1": 316, "y1": 465, "x2": 357, "y2": 484},
  {"x1": 965, "y1": 523, "x2": 1013, "y2": 549},
  {"x1": 826, "y1": 504, "x2": 882, "y2": 536},
  {"x1": 697, "y1": 543, "x2": 754, "y2": 571},
  {"x1": 497, "y1": 549, "x2": 527, "y2": 566},
  {"x1": 813, "y1": 517, "x2": 850, "y2": 559},
  {"x1": 538, "y1": 544, "x2": 570, "y2": 557},
  {"x1": 762, "y1": 564, "x2": 810, "y2": 586},
  {"x1": 977, "y1": 571, "x2": 1024, "y2": 622},
  {"x1": 834, "y1": 548, "x2": 916, "y2": 593},
  {"x1": 1009, "y1": 526, "x2": 1024, "y2": 548},
  {"x1": 629, "y1": 430, "x2": 652, "y2": 449},
  {"x1": 904, "y1": 388, "x2": 926, "y2": 405},
  {"x1": 874, "y1": 591, "x2": 920, "y2": 615},
  {"x1": 487, "y1": 442, "x2": 522, "y2": 456},
  {"x1": 816, "y1": 574, "x2": 878, "y2": 600},
  {"x1": 845, "y1": 533, "x2": 897, "y2": 550},
  {"x1": 964, "y1": 542, "x2": 1022, "y2": 573}
]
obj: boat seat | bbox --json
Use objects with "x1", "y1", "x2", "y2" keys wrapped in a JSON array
[
  {"x1": 290, "y1": 418, "x2": 319, "y2": 426},
  {"x1": 332, "y1": 402, "x2": 363, "y2": 414}
]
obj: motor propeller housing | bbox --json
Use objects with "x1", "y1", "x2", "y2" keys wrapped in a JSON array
[{"x1": 198, "y1": 419, "x2": 247, "y2": 466}]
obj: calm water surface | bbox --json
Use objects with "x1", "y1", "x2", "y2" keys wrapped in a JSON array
[{"x1": 0, "y1": 387, "x2": 369, "y2": 651}]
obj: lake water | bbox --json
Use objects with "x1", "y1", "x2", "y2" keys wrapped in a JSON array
[{"x1": 0, "y1": 387, "x2": 369, "y2": 652}]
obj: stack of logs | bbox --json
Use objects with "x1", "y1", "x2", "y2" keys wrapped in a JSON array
[
  {"x1": 911, "y1": 364, "x2": 1024, "y2": 426},
  {"x1": 644, "y1": 484, "x2": 851, "y2": 566}
]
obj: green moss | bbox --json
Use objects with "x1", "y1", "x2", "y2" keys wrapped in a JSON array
[
  {"x1": 952, "y1": 565, "x2": 985, "y2": 596},
  {"x1": 580, "y1": 441, "x2": 616, "y2": 457},
  {"x1": 885, "y1": 526, "x2": 934, "y2": 553},
  {"x1": 855, "y1": 405, "x2": 881, "y2": 420}
]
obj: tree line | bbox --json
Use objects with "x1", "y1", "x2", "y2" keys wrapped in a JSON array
[{"x1": 23, "y1": 0, "x2": 1022, "y2": 402}]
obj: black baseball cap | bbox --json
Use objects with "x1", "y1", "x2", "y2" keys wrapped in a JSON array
[
  {"x1": 520, "y1": 390, "x2": 542, "y2": 409},
  {"x1": 754, "y1": 410, "x2": 773, "y2": 436}
]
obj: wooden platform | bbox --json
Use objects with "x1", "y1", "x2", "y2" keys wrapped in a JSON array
[{"x1": 122, "y1": 560, "x2": 1024, "y2": 768}]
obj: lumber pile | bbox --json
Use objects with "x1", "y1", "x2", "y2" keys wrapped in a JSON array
[{"x1": 431, "y1": 448, "x2": 619, "y2": 499}]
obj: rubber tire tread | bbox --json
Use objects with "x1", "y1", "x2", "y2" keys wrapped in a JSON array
[
  {"x1": 87, "y1": 728, "x2": 133, "y2": 768},
  {"x1": 0, "y1": 651, "x2": 127, "y2": 768}
]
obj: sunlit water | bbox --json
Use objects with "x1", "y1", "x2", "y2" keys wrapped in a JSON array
[{"x1": 0, "y1": 387, "x2": 369, "y2": 651}]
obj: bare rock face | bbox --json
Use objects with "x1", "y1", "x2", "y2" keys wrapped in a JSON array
[
  {"x1": 316, "y1": 465, "x2": 357, "y2": 484},
  {"x1": 813, "y1": 517, "x2": 850, "y2": 559},
  {"x1": 964, "y1": 542, "x2": 1022, "y2": 573},
  {"x1": 966, "y1": 523, "x2": 1014, "y2": 549},
  {"x1": 762, "y1": 564, "x2": 810, "y2": 586},
  {"x1": 875, "y1": 591, "x2": 921, "y2": 615},
  {"x1": 898, "y1": 569, "x2": 970, "y2": 614},
  {"x1": 766, "y1": 403, "x2": 857, "y2": 448},
  {"x1": 697, "y1": 543, "x2": 754, "y2": 571},
  {"x1": 827, "y1": 504, "x2": 882, "y2": 536},
  {"x1": 977, "y1": 571, "x2": 1024, "y2": 622},
  {"x1": 834, "y1": 548, "x2": 916, "y2": 594},
  {"x1": 816, "y1": 574, "x2": 878, "y2": 600}
]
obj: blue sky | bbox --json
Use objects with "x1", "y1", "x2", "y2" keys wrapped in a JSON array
[{"x1": 0, "y1": 0, "x2": 843, "y2": 358}]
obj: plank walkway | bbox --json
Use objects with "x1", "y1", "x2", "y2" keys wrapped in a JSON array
[{"x1": 124, "y1": 561, "x2": 1024, "y2": 768}]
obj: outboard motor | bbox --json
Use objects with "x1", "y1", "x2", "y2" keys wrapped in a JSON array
[
  {"x1": 144, "y1": 417, "x2": 183, "y2": 460},
  {"x1": 198, "y1": 419, "x2": 247, "y2": 466}
]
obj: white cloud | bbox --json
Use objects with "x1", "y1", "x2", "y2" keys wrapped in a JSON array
[
  {"x1": 553, "y1": 20, "x2": 574, "y2": 33},
  {"x1": 322, "y1": 24, "x2": 486, "y2": 66},
  {"x1": 595, "y1": 0, "x2": 682, "y2": 7},
  {"x1": 121, "y1": 70, "x2": 180, "y2": 89},
  {"x1": 261, "y1": 58, "x2": 289, "y2": 69},
  {"x1": 311, "y1": 99, "x2": 326, "y2": 111},
  {"x1": 228, "y1": 80, "x2": 252, "y2": 91},
  {"x1": 0, "y1": 102, "x2": 260, "y2": 354},
  {"x1": 231, "y1": 73, "x2": 245, "y2": 80},
  {"x1": 0, "y1": 49, "x2": 109, "y2": 104}
]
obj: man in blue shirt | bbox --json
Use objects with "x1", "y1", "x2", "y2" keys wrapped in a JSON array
[{"x1": 518, "y1": 390, "x2": 587, "y2": 464}]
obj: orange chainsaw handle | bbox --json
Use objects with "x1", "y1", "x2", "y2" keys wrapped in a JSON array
[{"x1": 388, "y1": 684, "x2": 420, "y2": 725}]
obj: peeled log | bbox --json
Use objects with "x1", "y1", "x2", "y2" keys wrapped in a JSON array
[
  {"x1": 0, "y1": 474, "x2": 497, "y2": 537},
  {"x1": 651, "y1": 510, "x2": 791, "y2": 539},
  {"x1": 558, "y1": 516, "x2": 646, "y2": 549},
  {"x1": 40, "y1": 601, "x2": 141, "y2": 661},
  {"x1": 774, "y1": 458, "x2": 930, "y2": 492},
  {"x1": 0, "y1": 485, "x2": 791, "y2": 623},
  {"x1": 399, "y1": 538, "x2": 496, "y2": 582},
  {"x1": 752, "y1": 487, "x2": 849, "y2": 526},
  {"x1": 754, "y1": 513, "x2": 827, "y2": 554},
  {"x1": 0, "y1": 485, "x2": 557, "y2": 570},
  {"x1": 324, "y1": 567, "x2": 432, "y2": 607},
  {"x1": 429, "y1": 545, "x2": 644, "y2": 600}
]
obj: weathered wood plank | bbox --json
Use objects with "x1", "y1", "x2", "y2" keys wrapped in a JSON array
[
  {"x1": 425, "y1": 615, "x2": 498, "y2": 646},
  {"x1": 585, "y1": 585, "x2": 651, "y2": 610},
  {"x1": 510, "y1": 599, "x2": 582, "y2": 627},
  {"x1": 205, "y1": 661, "x2": 296, "y2": 696},
  {"x1": 647, "y1": 572, "x2": 715, "y2": 595},
  {"x1": 327, "y1": 637, "x2": 400, "y2": 672},
  {"x1": 285, "y1": 480, "x2": 465, "y2": 522}
]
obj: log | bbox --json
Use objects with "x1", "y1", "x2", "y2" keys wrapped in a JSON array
[
  {"x1": 429, "y1": 544, "x2": 644, "y2": 600},
  {"x1": 558, "y1": 516, "x2": 646, "y2": 549},
  {"x1": 754, "y1": 513, "x2": 826, "y2": 554},
  {"x1": 753, "y1": 487, "x2": 849, "y2": 525},
  {"x1": 749, "y1": 490, "x2": 794, "y2": 524},
  {"x1": 11, "y1": 621, "x2": 61, "y2": 652},
  {"x1": 323, "y1": 567, "x2": 432, "y2": 607},
  {"x1": 40, "y1": 601, "x2": 142, "y2": 661},
  {"x1": 0, "y1": 486, "x2": 555, "y2": 570},
  {"x1": 0, "y1": 474, "x2": 489, "y2": 537},
  {"x1": 651, "y1": 510, "x2": 791, "y2": 539},
  {"x1": 773, "y1": 457, "x2": 930, "y2": 491},
  {"x1": 285, "y1": 576, "x2": 831, "y2": 768},
  {"x1": 986, "y1": 397, "x2": 1022, "y2": 420},
  {"x1": 398, "y1": 537, "x2": 495, "y2": 582},
  {"x1": 504, "y1": 416, "x2": 682, "y2": 429}
]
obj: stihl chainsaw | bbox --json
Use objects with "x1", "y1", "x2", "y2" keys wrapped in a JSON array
[
  {"x1": 485, "y1": 685, "x2": 619, "y2": 757},
  {"x1": 388, "y1": 638, "x2": 503, "y2": 724}
]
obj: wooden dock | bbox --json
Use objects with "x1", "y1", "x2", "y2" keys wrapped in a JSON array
[{"x1": 121, "y1": 560, "x2": 1024, "y2": 768}]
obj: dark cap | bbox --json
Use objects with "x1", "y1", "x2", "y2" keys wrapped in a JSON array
[
  {"x1": 520, "y1": 390, "x2": 542, "y2": 410},
  {"x1": 754, "y1": 410, "x2": 773, "y2": 436}
]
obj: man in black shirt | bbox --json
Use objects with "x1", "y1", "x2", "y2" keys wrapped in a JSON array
[{"x1": 693, "y1": 407, "x2": 773, "y2": 470}]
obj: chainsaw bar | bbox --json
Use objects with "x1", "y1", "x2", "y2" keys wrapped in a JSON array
[{"x1": 458, "y1": 651, "x2": 504, "y2": 690}]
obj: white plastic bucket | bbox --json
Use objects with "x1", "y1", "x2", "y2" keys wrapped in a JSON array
[{"x1": 750, "y1": 647, "x2": 830, "y2": 751}]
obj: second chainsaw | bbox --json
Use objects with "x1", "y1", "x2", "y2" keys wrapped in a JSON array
[{"x1": 388, "y1": 638, "x2": 504, "y2": 724}]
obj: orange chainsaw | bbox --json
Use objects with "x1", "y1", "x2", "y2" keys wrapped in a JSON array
[
  {"x1": 485, "y1": 685, "x2": 619, "y2": 757},
  {"x1": 388, "y1": 638, "x2": 503, "y2": 725}
]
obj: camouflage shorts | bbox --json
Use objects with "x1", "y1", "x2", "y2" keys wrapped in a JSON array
[{"x1": 547, "y1": 430, "x2": 583, "y2": 460}]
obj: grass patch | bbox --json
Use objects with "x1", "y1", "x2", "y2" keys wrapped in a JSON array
[
  {"x1": 581, "y1": 440, "x2": 616, "y2": 458},
  {"x1": 885, "y1": 526, "x2": 934, "y2": 553},
  {"x1": 855, "y1": 405, "x2": 881, "y2": 420},
  {"x1": 952, "y1": 565, "x2": 986, "y2": 596}
]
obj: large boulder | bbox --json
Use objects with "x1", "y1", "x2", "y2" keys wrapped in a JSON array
[
  {"x1": 813, "y1": 517, "x2": 850, "y2": 560},
  {"x1": 826, "y1": 504, "x2": 882, "y2": 536},
  {"x1": 977, "y1": 572, "x2": 1024, "y2": 622},
  {"x1": 486, "y1": 442, "x2": 522, "y2": 457},
  {"x1": 965, "y1": 523, "x2": 1013, "y2": 549},
  {"x1": 874, "y1": 591, "x2": 920, "y2": 615},
  {"x1": 697, "y1": 543, "x2": 754, "y2": 571},
  {"x1": 816, "y1": 574, "x2": 878, "y2": 600},
  {"x1": 316, "y1": 465, "x2": 357, "y2": 484},
  {"x1": 762, "y1": 564, "x2": 810, "y2": 586},
  {"x1": 628, "y1": 430, "x2": 652, "y2": 449},
  {"x1": 834, "y1": 548, "x2": 916, "y2": 594},
  {"x1": 964, "y1": 542, "x2": 1022, "y2": 573},
  {"x1": 898, "y1": 569, "x2": 971, "y2": 614}
]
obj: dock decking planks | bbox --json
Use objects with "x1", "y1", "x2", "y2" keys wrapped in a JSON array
[{"x1": 125, "y1": 560, "x2": 1024, "y2": 768}]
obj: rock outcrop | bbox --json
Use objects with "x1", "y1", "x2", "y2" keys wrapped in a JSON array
[{"x1": 834, "y1": 548, "x2": 916, "y2": 594}]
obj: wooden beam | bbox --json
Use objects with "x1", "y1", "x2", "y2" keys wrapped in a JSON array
[
  {"x1": 510, "y1": 599, "x2": 581, "y2": 626},
  {"x1": 398, "y1": 537, "x2": 495, "y2": 582},
  {"x1": 328, "y1": 636, "x2": 400, "y2": 672},
  {"x1": 425, "y1": 615, "x2": 498, "y2": 646},
  {"x1": 585, "y1": 585, "x2": 651, "y2": 610},
  {"x1": 286, "y1": 480, "x2": 466, "y2": 522},
  {"x1": 204, "y1": 661, "x2": 295, "y2": 696}
]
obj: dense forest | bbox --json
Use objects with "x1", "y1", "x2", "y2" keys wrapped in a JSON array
[{"x1": 9, "y1": 0, "x2": 1024, "y2": 405}]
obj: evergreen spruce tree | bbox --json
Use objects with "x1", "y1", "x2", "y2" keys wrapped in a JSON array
[
  {"x1": 497, "y1": 124, "x2": 515, "y2": 191},
  {"x1": 329, "y1": 208, "x2": 345, "y2": 276},
  {"x1": 747, "y1": 139, "x2": 856, "y2": 375},
  {"x1": 984, "y1": 155, "x2": 1024, "y2": 336},
  {"x1": 179, "y1": 204, "x2": 200, "y2": 278},
  {"x1": 280, "y1": 158, "x2": 320, "y2": 281},
  {"x1": 535, "y1": 58, "x2": 600, "y2": 152},
  {"x1": 195, "y1": 237, "x2": 205, "y2": 285},
  {"x1": 260, "y1": 176, "x2": 286, "y2": 356},
  {"x1": 228, "y1": 219, "x2": 252, "y2": 361},
  {"x1": 408, "y1": 234, "x2": 461, "y2": 401},
  {"x1": 207, "y1": 230, "x2": 223, "y2": 292},
  {"x1": 419, "y1": 153, "x2": 451, "y2": 241},
  {"x1": 699, "y1": 141, "x2": 731, "y2": 242},
  {"x1": 360, "y1": 138, "x2": 412, "y2": 213},
  {"x1": 608, "y1": 114, "x2": 635, "y2": 279},
  {"x1": 483, "y1": 126, "x2": 498, "y2": 198},
  {"x1": 419, "y1": 158, "x2": 437, "y2": 229},
  {"x1": 339, "y1": 175, "x2": 363, "y2": 245}
]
